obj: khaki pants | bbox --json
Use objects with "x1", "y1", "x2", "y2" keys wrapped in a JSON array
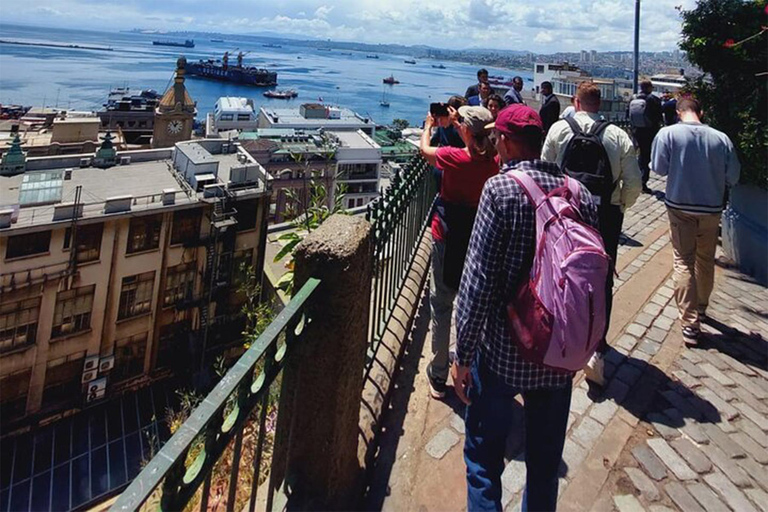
[{"x1": 667, "y1": 208, "x2": 721, "y2": 330}]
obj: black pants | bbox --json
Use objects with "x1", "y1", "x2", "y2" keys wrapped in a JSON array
[
  {"x1": 632, "y1": 128, "x2": 657, "y2": 185},
  {"x1": 598, "y1": 204, "x2": 623, "y2": 352}
]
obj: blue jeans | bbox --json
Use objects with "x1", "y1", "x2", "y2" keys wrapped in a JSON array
[{"x1": 464, "y1": 360, "x2": 572, "y2": 511}]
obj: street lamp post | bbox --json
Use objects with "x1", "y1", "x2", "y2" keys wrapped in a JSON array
[{"x1": 633, "y1": 0, "x2": 641, "y2": 93}]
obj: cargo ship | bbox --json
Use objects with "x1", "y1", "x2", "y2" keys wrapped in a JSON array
[
  {"x1": 186, "y1": 51, "x2": 277, "y2": 87},
  {"x1": 153, "y1": 39, "x2": 195, "y2": 48}
]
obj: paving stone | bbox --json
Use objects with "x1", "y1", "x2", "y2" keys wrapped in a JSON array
[
  {"x1": 658, "y1": 286, "x2": 674, "y2": 299},
  {"x1": 665, "y1": 481, "x2": 705, "y2": 512},
  {"x1": 691, "y1": 388, "x2": 738, "y2": 421},
  {"x1": 702, "y1": 423, "x2": 747, "y2": 459},
  {"x1": 742, "y1": 418, "x2": 768, "y2": 448},
  {"x1": 669, "y1": 438, "x2": 712, "y2": 473},
  {"x1": 572, "y1": 416, "x2": 603, "y2": 450},
  {"x1": 700, "y1": 377, "x2": 736, "y2": 402},
  {"x1": 567, "y1": 413, "x2": 576, "y2": 431},
  {"x1": 704, "y1": 445, "x2": 752, "y2": 488},
  {"x1": 716, "y1": 352, "x2": 759, "y2": 377},
  {"x1": 704, "y1": 472, "x2": 759, "y2": 512},
  {"x1": 649, "y1": 506, "x2": 675, "y2": 512},
  {"x1": 626, "y1": 323, "x2": 647, "y2": 338},
  {"x1": 686, "y1": 482, "x2": 730, "y2": 512},
  {"x1": 624, "y1": 467, "x2": 661, "y2": 502},
  {"x1": 604, "y1": 348, "x2": 626, "y2": 366},
  {"x1": 729, "y1": 372, "x2": 768, "y2": 399},
  {"x1": 612, "y1": 494, "x2": 646, "y2": 512},
  {"x1": 697, "y1": 350, "x2": 730, "y2": 371},
  {"x1": 616, "y1": 334, "x2": 639, "y2": 352},
  {"x1": 629, "y1": 350, "x2": 652, "y2": 364},
  {"x1": 589, "y1": 399, "x2": 618, "y2": 425},
  {"x1": 672, "y1": 370, "x2": 701, "y2": 390},
  {"x1": 647, "y1": 438, "x2": 697, "y2": 480},
  {"x1": 681, "y1": 350, "x2": 703, "y2": 364},
  {"x1": 735, "y1": 402, "x2": 768, "y2": 431},
  {"x1": 653, "y1": 316, "x2": 675, "y2": 331},
  {"x1": 636, "y1": 312, "x2": 656, "y2": 328},
  {"x1": 676, "y1": 359, "x2": 707, "y2": 379},
  {"x1": 643, "y1": 302, "x2": 663, "y2": 317},
  {"x1": 645, "y1": 327, "x2": 667, "y2": 343},
  {"x1": 661, "y1": 390, "x2": 703, "y2": 421},
  {"x1": 561, "y1": 439, "x2": 587, "y2": 473},
  {"x1": 450, "y1": 413, "x2": 465, "y2": 434},
  {"x1": 733, "y1": 385, "x2": 768, "y2": 415},
  {"x1": 736, "y1": 456, "x2": 768, "y2": 491},
  {"x1": 616, "y1": 364, "x2": 644, "y2": 386},
  {"x1": 425, "y1": 428, "x2": 460, "y2": 460},
  {"x1": 570, "y1": 387, "x2": 591, "y2": 415},
  {"x1": 632, "y1": 444, "x2": 668, "y2": 481},
  {"x1": 699, "y1": 363, "x2": 736, "y2": 387},
  {"x1": 637, "y1": 340, "x2": 661, "y2": 356},
  {"x1": 661, "y1": 305, "x2": 678, "y2": 319},
  {"x1": 745, "y1": 488, "x2": 768, "y2": 512},
  {"x1": 501, "y1": 458, "x2": 526, "y2": 494},
  {"x1": 646, "y1": 413, "x2": 681, "y2": 440},
  {"x1": 605, "y1": 379, "x2": 630, "y2": 405}
]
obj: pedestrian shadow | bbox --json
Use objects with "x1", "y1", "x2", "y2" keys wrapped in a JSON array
[
  {"x1": 698, "y1": 318, "x2": 767, "y2": 372},
  {"x1": 619, "y1": 234, "x2": 643, "y2": 247}
]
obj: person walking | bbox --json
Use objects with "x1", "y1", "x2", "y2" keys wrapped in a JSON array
[
  {"x1": 542, "y1": 82, "x2": 642, "y2": 386},
  {"x1": 651, "y1": 97, "x2": 740, "y2": 346},
  {"x1": 420, "y1": 106, "x2": 498, "y2": 399},
  {"x1": 538, "y1": 81, "x2": 560, "y2": 134},
  {"x1": 628, "y1": 80, "x2": 663, "y2": 193},
  {"x1": 454, "y1": 105, "x2": 599, "y2": 511}
]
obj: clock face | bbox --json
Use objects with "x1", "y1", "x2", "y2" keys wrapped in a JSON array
[{"x1": 167, "y1": 120, "x2": 183, "y2": 135}]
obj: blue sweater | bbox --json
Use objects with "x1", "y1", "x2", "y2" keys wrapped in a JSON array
[{"x1": 651, "y1": 122, "x2": 740, "y2": 213}]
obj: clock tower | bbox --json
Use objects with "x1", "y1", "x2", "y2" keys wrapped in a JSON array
[{"x1": 152, "y1": 56, "x2": 197, "y2": 148}]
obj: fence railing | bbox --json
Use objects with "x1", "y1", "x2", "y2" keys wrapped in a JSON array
[
  {"x1": 365, "y1": 155, "x2": 437, "y2": 367},
  {"x1": 111, "y1": 278, "x2": 321, "y2": 512}
]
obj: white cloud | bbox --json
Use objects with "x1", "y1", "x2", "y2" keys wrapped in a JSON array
[
  {"x1": 534, "y1": 31, "x2": 554, "y2": 44},
  {"x1": 314, "y1": 5, "x2": 334, "y2": 19}
]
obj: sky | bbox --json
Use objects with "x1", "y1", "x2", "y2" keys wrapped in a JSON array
[{"x1": 1, "y1": 0, "x2": 697, "y2": 53}]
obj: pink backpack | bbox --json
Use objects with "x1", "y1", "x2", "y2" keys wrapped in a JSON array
[{"x1": 507, "y1": 171, "x2": 609, "y2": 372}]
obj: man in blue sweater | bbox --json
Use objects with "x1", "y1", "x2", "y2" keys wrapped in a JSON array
[{"x1": 651, "y1": 97, "x2": 740, "y2": 346}]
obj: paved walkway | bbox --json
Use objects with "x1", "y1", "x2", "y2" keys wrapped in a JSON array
[{"x1": 364, "y1": 175, "x2": 768, "y2": 512}]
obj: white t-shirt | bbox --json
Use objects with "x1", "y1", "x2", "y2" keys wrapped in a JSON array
[{"x1": 560, "y1": 105, "x2": 576, "y2": 119}]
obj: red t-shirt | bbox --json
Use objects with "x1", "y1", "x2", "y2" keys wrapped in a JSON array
[{"x1": 432, "y1": 147, "x2": 499, "y2": 241}]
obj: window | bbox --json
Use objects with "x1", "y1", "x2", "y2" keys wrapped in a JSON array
[
  {"x1": 51, "y1": 285, "x2": 95, "y2": 338},
  {"x1": 171, "y1": 208, "x2": 202, "y2": 245},
  {"x1": 42, "y1": 356, "x2": 84, "y2": 410},
  {"x1": 220, "y1": 114, "x2": 234, "y2": 121},
  {"x1": 0, "y1": 369, "x2": 31, "y2": 422},
  {"x1": 337, "y1": 163, "x2": 378, "y2": 180},
  {"x1": 234, "y1": 199, "x2": 258, "y2": 231},
  {"x1": 127, "y1": 215, "x2": 162, "y2": 254},
  {"x1": 5, "y1": 231, "x2": 51, "y2": 259},
  {"x1": 0, "y1": 297, "x2": 41, "y2": 352},
  {"x1": 237, "y1": 114, "x2": 251, "y2": 121},
  {"x1": 536, "y1": 65, "x2": 545, "y2": 73},
  {"x1": 164, "y1": 262, "x2": 197, "y2": 307},
  {"x1": 118, "y1": 271, "x2": 155, "y2": 320},
  {"x1": 157, "y1": 320, "x2": 191, "y2": 369},
  {"x1": 112, "y1": 332, "x2": 147, "y2": 382},
  {"x1": 64, "y1": 223, "x2": 103, "y2": 263},
  {"x1": 347, "y1": 198, "x2": 355, "y2": 209}
]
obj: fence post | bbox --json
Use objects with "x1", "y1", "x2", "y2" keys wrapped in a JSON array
[{"x1": 272, "y1": 214, "x2": 372, "y2": 510}]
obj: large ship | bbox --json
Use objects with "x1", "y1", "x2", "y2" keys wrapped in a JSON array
[
  {"x1": 153, "y1": 39, "x2": 195, "y2": 48},
  {"x1": 186, "y1": 51, "x2": 277, "y2": 87}
]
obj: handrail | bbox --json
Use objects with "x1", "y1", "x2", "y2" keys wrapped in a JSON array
[{"x1": 112, "y1": 277, "x2": 321, "y2": 512}]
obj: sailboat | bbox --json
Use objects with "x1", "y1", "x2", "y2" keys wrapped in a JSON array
[{"x1": 380, "y1": 88, "x2": 390, "y2": 107}]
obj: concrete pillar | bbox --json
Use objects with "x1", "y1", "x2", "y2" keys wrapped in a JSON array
[{"x1": 273, "y1": 214, "x2": 372, "y2": 510}]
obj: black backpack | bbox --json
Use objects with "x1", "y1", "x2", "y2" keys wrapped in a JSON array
[{"x1": 561, "y1": 117, "x2": 616, "y2": 205}]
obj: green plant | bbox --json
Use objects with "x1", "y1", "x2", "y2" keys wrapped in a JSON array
[
  {"x1": 392, "y1": 118, "x2": 410, "y2": 131},
  {"x1": 679, "y1": 0, "x2": 768, "y2": 188}
]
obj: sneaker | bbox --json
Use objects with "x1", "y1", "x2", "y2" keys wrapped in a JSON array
[
  {"x1": 584, "y1": 352, "x2": 606, "y2": 387},
  {"x1": 427, "y1": 367, "x2": 447, "y2": 399},
  {"x1": 682, "y1": 326, "x2": 700, "y2": 347}
]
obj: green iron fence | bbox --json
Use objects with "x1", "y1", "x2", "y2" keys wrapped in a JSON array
[
  {"x1": 111, "y1": 278, "x2": 321, "y2": 512},
  {"x1": 365, "y1": 155, "x2": 438, "y2": 367}
]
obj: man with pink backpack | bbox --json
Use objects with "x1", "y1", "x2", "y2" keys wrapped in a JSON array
[{"x1": 453, "y1": 105, "x2": 606, "y2": 511}]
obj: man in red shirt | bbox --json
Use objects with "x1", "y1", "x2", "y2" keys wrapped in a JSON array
[{"x1": 419, "y1": 105, "x2": 498, "y2": 398}]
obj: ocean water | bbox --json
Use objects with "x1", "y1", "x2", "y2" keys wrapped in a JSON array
[{"x1": 0, "y1": 24, "x2": 533, "y2": 127}]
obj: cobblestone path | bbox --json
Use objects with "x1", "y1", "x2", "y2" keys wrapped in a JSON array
[{"x1": 366, "y1": 175, "x2": 768, "y2": 512}]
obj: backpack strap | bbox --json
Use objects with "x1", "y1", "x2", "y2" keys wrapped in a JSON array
[
  {"x1": 510, "y1": 170, "x2": 546, "y2": 208},
  {"x1": 564, "y1": 116, "x2": 583, "y2": 137},
  {"x1": 565, "y1": 176, "x2": 581, "y2": 206},
  {"x1": 588, "y1": 119, "x2": 611, "y2": 138}
]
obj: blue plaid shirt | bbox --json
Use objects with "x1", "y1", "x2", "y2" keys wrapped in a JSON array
[{"x1": 455, "y1": 159, "x2": 599, "y2": 389}]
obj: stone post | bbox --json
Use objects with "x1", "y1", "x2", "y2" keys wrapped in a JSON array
[{"x1": 272, "y1": 214, "x2": 372, "y2": 510}]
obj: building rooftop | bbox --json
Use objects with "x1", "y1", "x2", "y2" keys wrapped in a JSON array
[
  {"x1": 259, "y1": 106, "x2": 371, "y2": 128},
  {"x1": 216, "y1": 97, "x2": 254, "y2": 113},
  {"x1": 329, "y1": 130, "x2": 381, "y2": 150}
]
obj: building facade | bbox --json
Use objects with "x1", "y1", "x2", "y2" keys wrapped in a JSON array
[
  {"x1": 152, "y1": 57, "x2": 197, "y2": 149},
  {"x1": 0, "y1": 138, "x2": 270, "y2": 429}
]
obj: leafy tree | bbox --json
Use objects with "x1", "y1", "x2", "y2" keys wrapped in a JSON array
[
  {"x1": 392, "y1": 118, "x2": 410, "y2": 131},
  {"x1": 679, "y1": 0, "x2": 767, "y2": 188}
]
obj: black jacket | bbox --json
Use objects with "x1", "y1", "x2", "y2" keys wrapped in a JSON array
[{"x1": 539, "y1": 94, "x2": 561, "y2": 133}]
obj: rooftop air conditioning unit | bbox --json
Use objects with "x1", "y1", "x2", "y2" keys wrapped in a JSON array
[
  {"x1": 80, "y1": 158, "x2": 91, "y2": 168},
  {"x1": 222, "y1": 143, "x2": 231, "y2": 154},
  {"x1": 99, "y1": 355, "x2": 115, "y2": 373},
  {"x1": 0, "y1": 209, "x2": 14, "y2": 229},
  {"x1": 86, "y1": 377, "x2": 107, "y2": 403},
  {"x1": 53, "y1": 202, "x2": 84, "y2": 221},
  {"x1": 162, "y1": 189, "x2": 177, "y2": 205},
  {"x1": 104, "y1": 195, "x2": 132, "y2": 214},
  {"x1": 82, "y1": 369, "x2": 98, "y2": 383},
  {"x1": 120, "y1": 156, "x2": 131, "y2": 165}
]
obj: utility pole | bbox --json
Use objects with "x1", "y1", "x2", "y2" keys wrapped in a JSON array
[{"x1": 633, "y1": 0, "x2": 641, "y2": 93}]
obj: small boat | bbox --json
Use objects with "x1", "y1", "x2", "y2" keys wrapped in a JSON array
[
  {"x1": 383, "y1": 75, "x2": 400, "y2": 85},
  {"x1": 264, "y1": 89, "x2": 298, "y2": 99},
  {"x1": 404, "y1": 59, "x2": 416, "y2": 64},
  {"x1": 432, "y1": 64, "x2": 446, "y2": 69},
  {"x1": 263, "y1": 43, "x2": 282, "y2": 48},
  {"x1": 153, "y1": 39, "x2": 195, "y2": 48},
  {"x1": 380, "y1": 88, "x2": 390, "y2": 107},
  {"x1": 489, "y1": 74, "x2": 504, "y2": 80},
  {"x1": 210, "y1": 38, "x2": 224, "y2": 43},
  {"x1": 366, "y1": 54, "x2": 379, "y2": 59}
]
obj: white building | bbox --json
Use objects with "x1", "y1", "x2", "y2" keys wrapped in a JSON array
[
  {"x1": 256, "y1": 104, "x2": 375, "y2": 135},
  {"x1": 533, "y1": 63, "x2": 585, "y2": 92},
  {"x1": 206, "y1": 97, "x2": 258, "y2": 137},
  {"x1": 649, "y1": 73, "x2": 688, "y2": 94},
  {"x1": 329, "y1": 130, "x2": 382, "y2": 209}
]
